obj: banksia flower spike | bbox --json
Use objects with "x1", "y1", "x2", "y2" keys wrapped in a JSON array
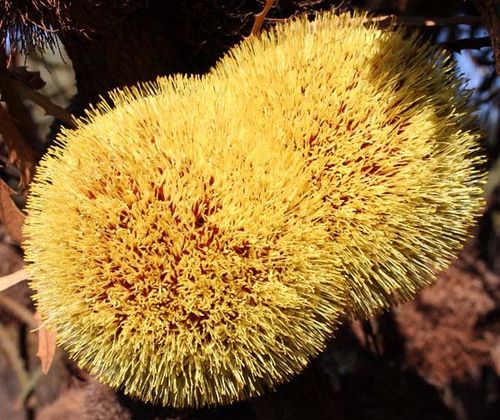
[
  {"x1": 23, "y1": 9, "x2": 485, "y2": 408},
  {"x1": 211, "y1": 11, "x2": 486, "y2": 318},
  {"x1": 23, "y1": 77, "x2": 347, "y2": 407}
]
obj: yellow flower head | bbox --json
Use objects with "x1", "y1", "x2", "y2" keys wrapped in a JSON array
[
  {"x1": 24, "y1": 10, "x2": 485, "y2": 407},
  {"x1": 23, "y1": 77, "x2": 346, "y2": 407},
  {"x1": 211, "y1": 11, "x2": 486, "y2": 317}
]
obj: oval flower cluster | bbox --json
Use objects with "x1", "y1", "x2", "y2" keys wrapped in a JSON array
[{"x1": 24, "y1": 12, "x2": 485, "y2": 408}]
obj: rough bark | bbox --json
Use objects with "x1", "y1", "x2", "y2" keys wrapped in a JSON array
[{"x1": 472, "y1": 0, "x2": 500, "y2": 74}]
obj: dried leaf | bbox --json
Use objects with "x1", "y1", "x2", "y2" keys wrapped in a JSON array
[
  {"x1": 0, "y1": 105, "x2": 36, "y2": 188},
  {"x1": 34, "y1": 312, "x2": 57, "y2": 374},
  {"x1": 0, "y1": 178, "x2": 26, "y2": 244},
  {"x1": 0, "y1": 268, "x2": 26, "y2": 291},
  {"x1": 11, "y1": 79, "x2": 76, "y2": 128}
]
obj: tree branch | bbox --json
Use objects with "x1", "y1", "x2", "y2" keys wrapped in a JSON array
[
  {"x1": 250, "y1": 0, "x2": 276, "y2": 37},
  {"x1": 439, "y1": 36, "x2": 492, "y2": 52}
]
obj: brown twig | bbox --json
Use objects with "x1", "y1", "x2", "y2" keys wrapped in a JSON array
[
  {"x1": 440, "y1": 36, "x2": 492, "y2": 52},
  {"x1": 11, "y1": 79, "x2": 76, "y2": 128},
  {"x1": 250, "y1": 0, "x2": 276, "y2": 37}
]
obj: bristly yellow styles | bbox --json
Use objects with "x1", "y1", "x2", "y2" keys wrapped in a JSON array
[
  {"x1": 23, "y1": 76, "x2": 347, "y2": 407},
  {"x1": 210, "y1": 11, "x2": 486, "y2": 318},
  {"x1": 24, "y1": 9, "x2": 485, "y2": 408}
]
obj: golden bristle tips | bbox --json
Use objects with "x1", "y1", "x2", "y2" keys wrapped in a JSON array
[
  {"x1": 23, "y1": 11, "x2": 485, "y2": 408},
  {"x1": 212, "y1": 11, "x2": 485, "y2": 318}
]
